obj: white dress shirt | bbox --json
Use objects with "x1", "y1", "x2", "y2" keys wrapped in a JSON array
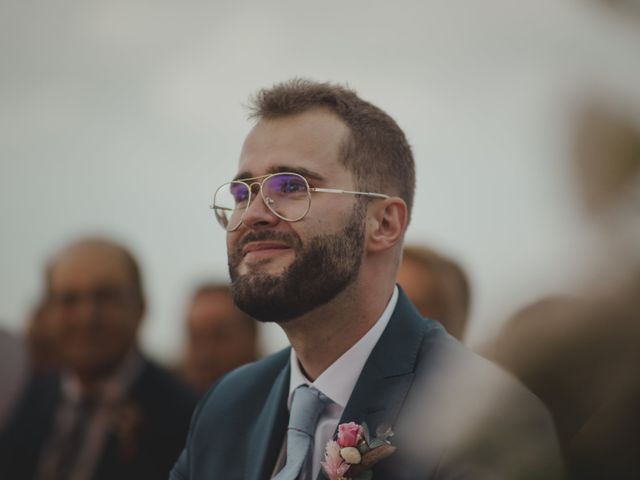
[{"x1": 273, "y1": 286, "x2": 398, "y2": 479}]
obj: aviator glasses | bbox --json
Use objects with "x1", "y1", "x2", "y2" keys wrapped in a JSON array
[{"x1": 211, "y1": 172, "x2": 389, "y2": 231}]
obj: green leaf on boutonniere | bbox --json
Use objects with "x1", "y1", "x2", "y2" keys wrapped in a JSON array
[
  {"x1": 346, "y1": 444, "x2": 397, "y2": 477},
  {"x1": 368, "y1": 438, "x2": 385, "y2": 449},
  {"x1": 375, "y1": 423, "x2": 393, "y2": 441},
  {"x1": 361, "y1": 422, "x2": 371, "y2": 444},
  {"x1": 358, "y1": 442, "x2": 369, "y2": 454}
]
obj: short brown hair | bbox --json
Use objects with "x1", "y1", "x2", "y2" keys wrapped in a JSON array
[{"x1": 249, "y1": 79, "x2": 416, "y2": 221}]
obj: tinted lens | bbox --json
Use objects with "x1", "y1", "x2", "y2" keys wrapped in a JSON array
[
  {"x1": 213, "y1": 181, "x2": 250, "y2": 230},
  {"x1": 262, "y1": 173, "x2": 310, "y2": 221}
]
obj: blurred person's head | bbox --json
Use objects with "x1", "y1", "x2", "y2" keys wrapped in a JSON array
[
  {"x1": 572, "y1": 100, "x2": 640, "y2": 288},
  {"x1": 573, "y1": 101, "x2": 640, "y2": 215},
  {"x1": 44, "y1": 237, "x2": 145, "y2": 387},
  {"x1": 397, "y1": 245, "x2": 471, "y2": 340},
  {"x1": 25, "y1": 301, "x2": 60, "y2": 373},
  {"x1": 183, "y1": 283, "x2": 257, "y2": 393}
]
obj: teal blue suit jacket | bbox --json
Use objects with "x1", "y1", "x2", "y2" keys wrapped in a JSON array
[{"x1": 170, "y1": 288, "x2": 559, "y2": 479}]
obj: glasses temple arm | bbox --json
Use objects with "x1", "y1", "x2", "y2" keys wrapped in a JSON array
[{"x1": 309, "y1": 187, "x2": 389, "y2": 199}]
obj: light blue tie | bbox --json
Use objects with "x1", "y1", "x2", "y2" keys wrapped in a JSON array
[{"x1": 273, "y1": 385, "x2": 329, "y2": 480}]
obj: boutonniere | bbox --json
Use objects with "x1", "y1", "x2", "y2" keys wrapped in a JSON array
[{"x1": 321, "y1": 421, "x2": 396, "y2": 480}]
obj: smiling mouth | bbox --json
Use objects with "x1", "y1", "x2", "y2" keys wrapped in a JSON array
[{"x1": 242, "y1": 242, "x2": 293, "y2": 261}]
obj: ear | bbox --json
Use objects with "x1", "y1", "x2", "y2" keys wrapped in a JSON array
[{"x1": 365, "y1": 197, "x2": 408, "y2": 253}]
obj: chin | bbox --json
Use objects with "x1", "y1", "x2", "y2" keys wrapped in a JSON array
[{"x1": 239, "y1": 255, "x2": 293, "y2": 276}]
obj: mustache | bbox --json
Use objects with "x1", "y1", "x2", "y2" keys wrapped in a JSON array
[{"x1": 233, "y1": 231, "x2": 302, "y2": 257}]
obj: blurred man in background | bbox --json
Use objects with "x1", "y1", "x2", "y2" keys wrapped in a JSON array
[
  {"x1": 179, "y1": 282, "x2": 258, "y2": 395},
  {"x1": 487, "y1": 101, "x2": 640, "y2": 480},
  {"x1": 0, "y1": 237, "x2": 197, "y2": 480},
  {"x1": 0, "y1": 328, "x2": 27, "y2": 432},
  {"x1": 25, "y1": 301, "x2": 61, "y2": 374},
  {"x1": 397, "y1": 244, "x2": 471, "y2": 340}
]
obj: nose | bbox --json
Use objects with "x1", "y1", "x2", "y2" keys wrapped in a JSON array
[
  {"x1": 240, "y1": 184, "x2": 280, "y2": 230},
  {"x1": 71, "y1": 295, "x2": 100, "y2": 326}
]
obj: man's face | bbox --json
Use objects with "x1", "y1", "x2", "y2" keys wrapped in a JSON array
[
  {"x1": 227, "y1": 108, "x2": 367, "y2": 322},
  {"x1": 185, "y1": 291, "x2": 255, "y2": 389},
  {"x1": 47, "y1": 245, "x2": 142, "y2": 381}
]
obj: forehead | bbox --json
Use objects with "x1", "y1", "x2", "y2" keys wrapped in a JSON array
[
  {"x1": 49, "y1": 245, "x2": 132, "y2": 290},
  {"x1": 237, "y1": 108, "x2": 351, "y2": 180}
]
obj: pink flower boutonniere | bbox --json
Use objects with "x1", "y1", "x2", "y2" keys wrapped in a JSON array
[{"x1": 321, "y1": 421, "x2": 396, "y2": 480}]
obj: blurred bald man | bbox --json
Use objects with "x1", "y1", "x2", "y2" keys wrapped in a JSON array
[
  {"x1": 397, "y1": 245, "x2": 471, "y2": 340},
  {"x1": 0, "y1": 237, "x2": 197, "y2": 480}
]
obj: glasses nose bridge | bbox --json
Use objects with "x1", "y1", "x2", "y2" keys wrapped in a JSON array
[
  {"x1": 241, "y1": 178, "x2": 276, "y2": 223},
  {"x1": 247, "y1": 180, "x2": 263, "y2": 196}
]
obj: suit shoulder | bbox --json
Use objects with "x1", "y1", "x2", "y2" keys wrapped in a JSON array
[
  {"x1": 415, "y1": 329, "x2": 551, "y2": 417},
  {"x1": 3, "y1": 372, "x2": 61, "y2": 422},
  {"x1": 135, "y1": 358, "x2": 196, "y2": 395},
  {"x1": 194, "y1": 348, "x2": 289, "y2": 417},
  {"x1": 209, "y1": 347, "x2": 289, "y2": 396},
  {"x1": 0, "y1": 372, "x2": 61, "y2": 474},
  {"x1": 130, "y1": 357, "x2": 199, "y2": 421}
]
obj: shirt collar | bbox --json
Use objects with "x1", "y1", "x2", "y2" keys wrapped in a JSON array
[{"x1": 288, "y1": 286, "x2": 399, "y2": 409}]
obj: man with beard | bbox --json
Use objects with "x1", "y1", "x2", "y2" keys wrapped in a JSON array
[{"x1": 171, "y1": 79, "x2": 561, "y2": 480}]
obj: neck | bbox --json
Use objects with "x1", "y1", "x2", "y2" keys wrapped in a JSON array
[{"x1": 280, "y1": 278, "x2": 395, "y2": 381}]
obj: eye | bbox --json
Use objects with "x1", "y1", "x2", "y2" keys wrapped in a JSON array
[
  {"x1": 273, "y1": 175, "x2": 307, "y2": 194},
  {"x1": 94, "y1": 286, "x2": 123, "y2": 305},
  {"x1": 282, "y1": 179, "x2": 306, "y2": 193},
  {"x1": 55, "y1": 292, "x2": 79, "y2": 308},
  {"x1": 230, "y1": 183, "x2": 249, "y2": 204},
  {"x1": 263, "y1": 174, "x2": 309, "y2": 200}
]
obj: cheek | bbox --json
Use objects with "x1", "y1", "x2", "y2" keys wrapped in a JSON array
[
  {"x1": 93, "y1": 312, "x2": 137, "y2": 339},
  {"x1": 304, "y1": 203, "x2": 353, "y2": 235},
  {"x1": 227, "y1": 232, "x2": 241, "y2": 255},
  {"x1": 110, "y1": 313, "x2": 138, "y2": 338},
  {"x1": 49, "y1": 311, "x2": 80, "y2": 339}
]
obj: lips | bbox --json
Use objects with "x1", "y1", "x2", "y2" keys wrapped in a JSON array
[{"x1": 242, "y1": 241, "x2": 292, "y2": 259}]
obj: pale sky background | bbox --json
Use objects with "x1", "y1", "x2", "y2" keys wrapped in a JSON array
[{"x1": 2, "y1": 0, "x2": 639, "y2": 365}]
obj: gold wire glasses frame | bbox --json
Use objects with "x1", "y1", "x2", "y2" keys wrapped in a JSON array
[{"x1": 210, "y1": 172, "x2": 389, "y2": 231}]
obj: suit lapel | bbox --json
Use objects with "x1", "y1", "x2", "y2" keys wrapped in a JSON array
[
  {"x1": 340, "y1": 289, "x2": 426, "y2": 430},
  {"x1": 316, "y1": 289, "x2": 429, "y2": 479},
  {"x1": 245, "y1": 359, "x2": 291, "y2": 480}
]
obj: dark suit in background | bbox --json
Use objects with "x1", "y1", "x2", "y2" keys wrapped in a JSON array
[{"x1": 0, "y1": 357, "x2": 197, "y2": 480}]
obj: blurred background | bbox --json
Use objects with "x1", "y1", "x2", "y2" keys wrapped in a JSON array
[{"x1": 2, "y1": 0, "x2": 640, "y2": 365}]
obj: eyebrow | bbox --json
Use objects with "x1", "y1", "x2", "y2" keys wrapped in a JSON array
[{"x1": 233, "y1": 165, "x2": 326, "y2": 182}]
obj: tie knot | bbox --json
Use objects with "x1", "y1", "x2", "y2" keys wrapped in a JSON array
[{"x1": 288, "y1": 386, "x2": 329, "y2": 437}]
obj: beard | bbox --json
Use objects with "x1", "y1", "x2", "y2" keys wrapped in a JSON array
[{"x1": 228, "y1": 204, "x2": 366, "y2": 323}]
